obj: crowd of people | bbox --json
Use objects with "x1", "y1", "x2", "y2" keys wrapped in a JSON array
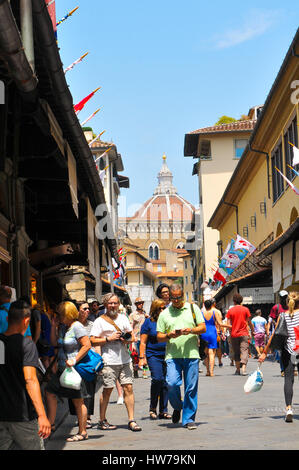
[{"x1": 0, "y1": 283, "x2": 298, "y2": 449}]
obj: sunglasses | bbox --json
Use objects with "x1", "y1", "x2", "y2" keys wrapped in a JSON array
[
  {"x1": 82, "y1": 307, "x2": 89, "y2": 311},
  {"x1": 170, "y1": 295, "x2": 184, "y2": 301}
]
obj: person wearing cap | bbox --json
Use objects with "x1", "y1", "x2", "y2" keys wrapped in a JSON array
[
  {"x1": 129, "y1": 298, "x2": 149, "y2": 378},
  {"x1": 268, "y1": 290, "x2": 289, "y2": 376}
]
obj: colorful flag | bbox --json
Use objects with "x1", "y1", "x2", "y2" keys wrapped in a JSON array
[
  {"x1": 289, "y1": 142, "x2": 299, "y2": 166},
  {"x1": 275, "y1": 167, "x2": 299, "y2": 196},
  {"x1": 287, "y1": 164, "x2": 299, "y2": 178},
  {"x1": 213, "y1": 268, "x2": 227, "y2": 285},
  {"x1": 56, "y1": 6, "x2": 79, "y2": 26},
  {"x1": 64, "y1": 52, "x2": 89, "y2": 74},
  {"x1": 234, "y1": 234, "x2": 256, "y2": 254},
  {"x1": 81, "y1": 108, "x2": 101, "y2": 127},
  {"x1": 74, "y1": 87, "x2": 101, "y2": 114}
]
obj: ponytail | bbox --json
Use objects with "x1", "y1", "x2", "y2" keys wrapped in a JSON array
[{"x1": 287, "y1": 292, "x2": 299, "y2": 319}]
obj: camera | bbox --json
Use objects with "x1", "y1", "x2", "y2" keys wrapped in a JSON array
[{"x1": 120, "y1": 331, "x2": 132, "y2": 341}]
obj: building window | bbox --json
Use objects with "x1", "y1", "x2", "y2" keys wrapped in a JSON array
[
  {"x1": 284, "y1": 115, "x2": 298, "y2": 182},
  {"x1": 185, "y1": 276, "x2": 188, "y2": 285},
  {"x1": 184, "y1": 260, "x2": 188, "y2": 270},
  {"x1": 148, "y1": 243, "x2": 159, "y2": 260},
  {"x1": 234, "y1": 139, "x2": 249, "y2": 159},
  {"x1": 199, "y1": 139, "x2": 211, "y2": 159},
  {"x1": 271, "y1": 142, "x2": 284, "y2": 203}
]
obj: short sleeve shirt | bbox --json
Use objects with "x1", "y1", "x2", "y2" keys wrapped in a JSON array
[
  {"x1": 226, "y1": 305, "x2": 251, "y2": 337},
  {"x1": 90, "y1": 314, "x2": 132, "y2": 365},
  {"x1": 140, "y1": 318, "x2": 166, "y2": 358},
  {"x1": 0, "y1": 334, "x2": 41, "y2": 422},
  {"x1": 57, "y1": 321, "x2": 87, "y2": 371},
  {"x1": 252, "y1": 316, "x2": 267, "y2": 334},
  {"x1": 0, "y1": 303, "x2": 31, "y2": 337},
  {"x1": 129, "y1": 311, "x2": 147, "y2": 342},
  {"x1": 156, "y1": 302, "x2": 205, "y2": 360}
]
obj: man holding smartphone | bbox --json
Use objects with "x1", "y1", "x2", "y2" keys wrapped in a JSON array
[{"x1": 157, "y1": 284, "x2": 206, "y2": 430}]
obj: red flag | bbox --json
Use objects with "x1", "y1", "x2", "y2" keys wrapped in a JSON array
[
  {"x1": 213, "y1": 268, "x2": 227, "y2": 285},
  {"x1": 74, "y1": 87, "x2": 101, "y2": 114}
]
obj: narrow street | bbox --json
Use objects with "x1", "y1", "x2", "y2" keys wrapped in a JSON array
[{"x1": 46, "y1": 356, "x2": 299, "y2": 451}]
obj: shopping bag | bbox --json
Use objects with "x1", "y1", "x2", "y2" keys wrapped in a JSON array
[
  {"x1": 74, "y1": 349, "x2": 104, "y2": 382},
  {"x1": 244, "y1": 366, "x2": 263, "y2": 394},
  {"x1": 59, "y1": 367, "x2": 82, "y2": 390}
]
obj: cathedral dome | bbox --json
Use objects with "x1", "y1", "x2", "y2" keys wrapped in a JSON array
[{"x1": 129, "y1": 155, "x2": 194, "y2": 222}]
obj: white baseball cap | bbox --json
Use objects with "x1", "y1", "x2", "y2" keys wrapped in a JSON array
[{"x1": 279, "y1": 290, "x2": 288, "y2": 297}]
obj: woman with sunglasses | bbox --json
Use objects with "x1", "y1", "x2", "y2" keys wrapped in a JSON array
[{"x1": 138, "y1": 299, "x2": 171, "y2": 420}]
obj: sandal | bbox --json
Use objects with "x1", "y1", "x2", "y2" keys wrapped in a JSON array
[
  {"x1": 159, "y1": 413, "x2": 172, "y2": 419},
  {"x1": 97, "y1": 419, "x2": 117, "y2": 430},
  {"x1": 149, "y1": 410, "x2": 157, "y2": 420},
  {"x1": 66, "y1": 433, "x2": 88, "y2": 442},
  {"x1": 128, "y1": 420, "x2": 142, "y2": 432}
]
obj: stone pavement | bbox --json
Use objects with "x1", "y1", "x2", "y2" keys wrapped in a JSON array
[{"x1": 45, "y1": 356, "x2": 299, "y2": 451}]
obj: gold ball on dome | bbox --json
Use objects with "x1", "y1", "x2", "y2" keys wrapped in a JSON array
[{"x1": 162, "y1": 154, "x2": 166, "y2": 160}]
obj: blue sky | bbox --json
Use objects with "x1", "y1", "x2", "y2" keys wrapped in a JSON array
[{"x1": 55, "y1": 1, "x2": 299, "y2": 216}]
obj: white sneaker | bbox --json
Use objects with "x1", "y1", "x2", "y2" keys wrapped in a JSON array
[
  {"x1": 117, "y1": 396, "x2": 124, "y2": 405},
  {"x1": 285, "y1": 408, "x2": 293, "y2": 422}
]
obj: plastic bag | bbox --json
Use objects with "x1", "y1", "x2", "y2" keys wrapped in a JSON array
[
  {"x1": 244, "y1": 366, "x2": 263, "y2": 394},
  {"x1": 59, "y1": 367, "x2": 82, "y2": 390}
]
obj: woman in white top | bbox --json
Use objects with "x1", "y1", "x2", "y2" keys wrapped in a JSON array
[{"x1": 259, "y1": 292, "x2": 299, "y2": 422}]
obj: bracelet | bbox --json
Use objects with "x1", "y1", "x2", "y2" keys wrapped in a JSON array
[{"x1": 139, "y1": 357, "x2": 145, "y2": 359}]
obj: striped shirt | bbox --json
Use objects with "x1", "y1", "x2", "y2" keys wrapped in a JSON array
[{"x1": 284, "y1": 310, "x2": 299, "y2": 355}]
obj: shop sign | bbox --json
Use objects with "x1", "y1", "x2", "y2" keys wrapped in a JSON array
[{"x1": 239, "y1": 287, "x2": 274, "y2": 304}]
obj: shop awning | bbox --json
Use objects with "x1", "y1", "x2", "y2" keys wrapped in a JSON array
[{"x1": 257, "y1": 217, "x2": 299, "y2": 257}]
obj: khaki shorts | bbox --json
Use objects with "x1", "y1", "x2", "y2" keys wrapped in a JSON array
[{"x1": 101, "y1": 362, "x2": 133, "y2": 389}]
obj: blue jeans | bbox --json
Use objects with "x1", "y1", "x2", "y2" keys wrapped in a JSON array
[
  {"x1": 147, "y1": 355, "x2": 169, "y2": 414},
  {"x1": 166, "y1": 358, "x2": 199, "y2": 426}
]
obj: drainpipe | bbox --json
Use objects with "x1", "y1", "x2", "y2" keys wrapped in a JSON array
[
  {"x1": 223, "y1": 202, "x2": 239, "y2": 234},
  {"x1": 20, "y1": 0, "x2": 35, "y2": 72},
  {"x1": 248, "y1": 144, "x2": 271, "y2": 199}
]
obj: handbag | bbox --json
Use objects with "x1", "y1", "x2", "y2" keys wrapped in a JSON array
[
  {"x1": 59, "y1": 366, "x2": 82, "y2": 390},
  {"x1": 74, "y1": 349, "x2": 104, "y2": 382},
  {"x1": 37, "y1": 337, "x2": 51, "y2": 356},
  {"x1": 271, "y1": 313, "x2": 288, "y2": 351},
  {"x1": 191, "y1": 303, "x2": 207, "y2": 361}
]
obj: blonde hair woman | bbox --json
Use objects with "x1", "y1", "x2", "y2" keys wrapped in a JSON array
[
  {"x1": 45, "y1": 301, "x2": 92, "y2": 441},
  {"x1": 259, "y1": 292, "x2": 299, "y2": 422}
]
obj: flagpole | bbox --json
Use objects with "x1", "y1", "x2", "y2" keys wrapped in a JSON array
[{"x1": 81, "y1": 108, "x2": 101, "y2": 126}]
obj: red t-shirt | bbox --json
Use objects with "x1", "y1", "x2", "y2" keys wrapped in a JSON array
[
  {"x1": 269, "y1": 303, "x2": 287, "y2": 321},
  {"x1": 226, "y1": 305, "x2": 251, "y2": 337}
]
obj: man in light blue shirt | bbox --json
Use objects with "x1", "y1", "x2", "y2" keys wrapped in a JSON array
[{"x1": 0, "y1": 286, "x2": 31, "y2": 338}]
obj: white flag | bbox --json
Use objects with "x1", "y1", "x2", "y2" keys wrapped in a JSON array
[
  {"x1": 234, "y1": 234, "x2": 256, "y2": 254},
  {"x1": 292, "y1": 145, "x2": 299, "y2": 166}
]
